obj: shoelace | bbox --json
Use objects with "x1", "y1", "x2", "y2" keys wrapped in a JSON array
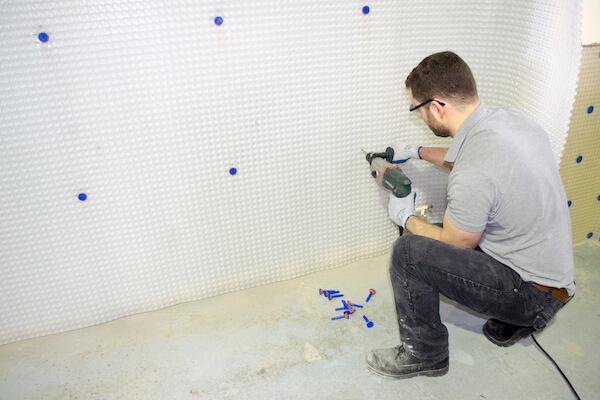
[{"x1": 394, "y1": 345, "x2": 405, "y2": 360}]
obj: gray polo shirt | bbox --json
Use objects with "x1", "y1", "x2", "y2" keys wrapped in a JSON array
[{"x1": 445, "y1": 103, "x2": 575, "y2": 294}]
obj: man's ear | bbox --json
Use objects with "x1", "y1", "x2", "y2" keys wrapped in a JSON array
[{"x1": 431, "y1": 100, "x2": 446, "y2": 120}]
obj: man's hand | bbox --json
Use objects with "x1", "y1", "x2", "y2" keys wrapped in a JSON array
[
  {"x1": 388, "y1": 192, "x2": 416, "y2": 229},
  {"x1": 392, "y1": 143, "x2": 422, "y2": 163}
]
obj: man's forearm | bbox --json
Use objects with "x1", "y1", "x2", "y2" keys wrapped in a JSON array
[
  {"x1": 419, "y1": 147, "x2": 452, "y2": 170},
  {"x1": 404, "y1": 215, "x2": 483, "y2": 249},
  {"x1": 404, "y1": 215, "x2": 442, "y2": 241}
]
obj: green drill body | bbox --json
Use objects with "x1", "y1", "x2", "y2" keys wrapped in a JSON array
[{"x1": 365, "y1": 147, "x2": 412, "y2": 198}]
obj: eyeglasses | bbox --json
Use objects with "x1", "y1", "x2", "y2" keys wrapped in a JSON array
[{"x1": 409, "y1": 99, "x2": 445, "y2": 112}]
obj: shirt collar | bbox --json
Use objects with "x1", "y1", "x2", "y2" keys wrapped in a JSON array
[{"x1": 445, "y1": 102, "x2": 488, "y2": 164}]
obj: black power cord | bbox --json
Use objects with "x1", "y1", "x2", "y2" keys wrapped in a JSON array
[{"x1": 531, "y1": 333, "x2": 581, "y2": 400}]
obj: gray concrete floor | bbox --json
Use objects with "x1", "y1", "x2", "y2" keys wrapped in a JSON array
[{"x1": 1, "y1": 243, "x2": 598, "y2": 400}]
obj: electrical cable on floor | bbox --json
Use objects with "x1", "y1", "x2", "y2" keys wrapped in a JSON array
[{"x1": 531, "y1": 334, "x2": 581, "y2": 400}]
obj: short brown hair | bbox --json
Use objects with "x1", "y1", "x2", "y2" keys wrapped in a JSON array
[{"x1": 405, "y1": 51, "x2": 478, "y2": 105}]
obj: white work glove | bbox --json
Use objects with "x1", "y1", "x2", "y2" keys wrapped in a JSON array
[
  {"x1": 392, "y1": 143, "x2": 422, "y2": 163},
  {"x1": 388, "y1": 192, "x2": 416, "y2": 229}
]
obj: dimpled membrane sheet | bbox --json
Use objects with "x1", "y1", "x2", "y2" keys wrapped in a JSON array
[
  {"x1": 0, "y1": 1, "x2": 581, "y2": 344},
  {"x1": 559, "y1": 45, "x2": 600, "y2": 244}
]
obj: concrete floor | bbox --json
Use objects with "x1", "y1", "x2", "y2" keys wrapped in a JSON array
[{"x1": 1, "y1": 243, "x2": 598, "y2": 400}]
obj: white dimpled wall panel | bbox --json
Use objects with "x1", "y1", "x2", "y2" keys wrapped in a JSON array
[{"x1": 0, "y1": 1, "x2": 581, "y2": 344}]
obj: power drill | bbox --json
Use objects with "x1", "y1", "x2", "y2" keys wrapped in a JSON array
[
  {"x1": 364, "y1": 147, "x2": 412, "y2": 198},
  {"x1": 364, "y1": 147, "x2": 412, "y2": 235}
]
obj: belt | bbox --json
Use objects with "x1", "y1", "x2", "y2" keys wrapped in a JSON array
[{"x1": 530, "y1": 282, "x2": 571, "y2": 303}]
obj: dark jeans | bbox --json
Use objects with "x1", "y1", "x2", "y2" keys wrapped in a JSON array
[{"x1": 389, "y1": 235, "x2": 567, "y2": 362}]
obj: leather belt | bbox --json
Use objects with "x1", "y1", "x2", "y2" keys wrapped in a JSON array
[{"x1": 530, "y1": 282, "x2": 571, "y2": 303}]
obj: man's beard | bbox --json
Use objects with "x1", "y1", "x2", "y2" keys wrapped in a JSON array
[{"x1": 426, "y1": 113, "x2": 451, "y2": 138}]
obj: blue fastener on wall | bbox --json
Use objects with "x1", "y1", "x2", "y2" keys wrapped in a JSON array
[
  {"x1": 78, "y1": 193, "x2": 87, "y2": 201},
  {"x1": 229, "y1": 167, "x2": 237, "y2": 175},
  {"x1": 576, "y1": 155, "x2": 583, "y2": 163},
  {"x1": 214, "y1": 16, "x2": 223, "y2": 26},
  {"x1": 588, "y1": 105, "x2": 594, "y2": 114},
  {"x1": 567, "y1": 200, "x2": 572, "y2": 207},
  {"x1": 362, "y1": 6, "x2": 370, "y2": 14},
  {"x1": 587, "y1": 232, "x2": 593, "y2": 239},
  {"x1": 38, "y1": 32, "x2": 49, "y2": 43}
]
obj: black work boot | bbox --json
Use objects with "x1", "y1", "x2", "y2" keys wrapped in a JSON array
[
  {"x1": 482, "y1": 318, "x2": 535, "y2": 347},
  {"x1": 366, "y1": 345, "x2": 449, "y2": 379}
]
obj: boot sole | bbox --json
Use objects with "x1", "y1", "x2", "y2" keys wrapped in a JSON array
[{"x1": 366, "y1": 360, "x2": 449, "y2": 379}]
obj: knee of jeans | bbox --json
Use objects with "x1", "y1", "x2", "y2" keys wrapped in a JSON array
[{"x1": 389, "y1": 235, "x2": 423, "y2": 275}]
